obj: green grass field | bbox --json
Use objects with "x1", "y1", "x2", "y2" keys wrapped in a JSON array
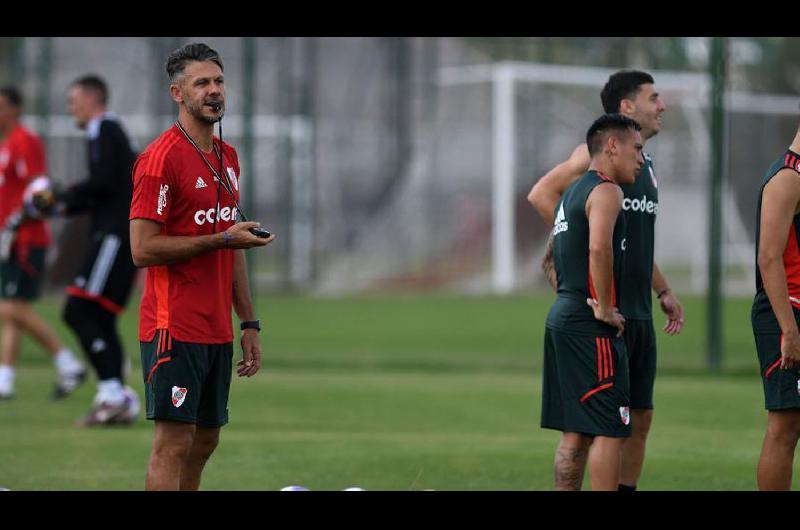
[{"x1": 0, "y1": 291, "x2": 785, "y2": 490}]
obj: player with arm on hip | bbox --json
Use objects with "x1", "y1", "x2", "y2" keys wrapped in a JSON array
[
  {"x1": 752, "y1": 127, "x2": 800, "y2": 490},
  {"x1": 529, "y1": 70, "x2": 683, "y2": 491},
  {"x1": 541, "y1": 113, "x2": 642, "y2": 490}
]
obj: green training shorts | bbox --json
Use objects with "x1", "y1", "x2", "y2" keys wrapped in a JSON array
[
  {"x1": 0, "y1": 245, "x2": 46, "y2": 301},
  {"x1": 541, "y1": 327, "x2": 632, "y2": 438},
  {"x1": 141, "y1": 329, "x2": 233, "y2": 428},
  {"x1": 754, "y1": 332, "x2": 800, "y2": 411},
  {"x1": 624, "y1": 318, "x2": 657, "y2": 410}
]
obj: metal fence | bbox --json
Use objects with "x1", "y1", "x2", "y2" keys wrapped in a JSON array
[{"x1": 1, "y1": 37, "x2": 796, "y2": 296}]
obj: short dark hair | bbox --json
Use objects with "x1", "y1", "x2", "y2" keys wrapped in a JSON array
[
  {"x1": 0, "y1": 85, "x2": 23, "y2": 108},
  {"x1": 71, "y1": 75, "x2": 109, "y2": 106},
  {"x1": 586, "y1": 113, "x2": 642, "y2": 157},
  {"x1": 166, "y1": 43, "x2": 223, "y2": 82},
  {"x1": 600, "y1": 70, "x2": 655, "y2": 113}
]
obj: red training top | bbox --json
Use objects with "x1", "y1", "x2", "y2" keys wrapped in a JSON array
[
  {"x1": 129, "y1": 124, "x2": 241, "y2": 343},
  {"x1": 0, "y1": 124, "x2": 51, "y2": 248}
]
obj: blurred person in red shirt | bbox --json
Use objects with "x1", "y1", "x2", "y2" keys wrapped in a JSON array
[{"x1": 0, "y1": 85, "x2": 85, "y2": 400}]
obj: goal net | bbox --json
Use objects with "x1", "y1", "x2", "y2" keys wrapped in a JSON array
[{"x1": 318, "y1": 60, "x2": 796, "y2": 296}]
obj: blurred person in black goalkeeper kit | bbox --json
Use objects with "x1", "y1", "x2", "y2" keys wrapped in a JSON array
[{"x1": 31, "y1": 75, "x2": 140, "y2": 426}]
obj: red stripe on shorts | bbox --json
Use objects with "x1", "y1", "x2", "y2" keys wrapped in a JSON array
[
  {"x1": 596, "y1": 337, "x2": 602, "y2": 381},
  {"x1": 580, "y1": 383, "x2": 614, "y2": 403},
  {"x1": 146, "y1": 356, "x2": 172, "y2": 384}
]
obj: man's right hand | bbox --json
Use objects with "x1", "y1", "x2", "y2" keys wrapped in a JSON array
[
  {"x1": 223, "y1": 222, "x2": 276, "y2": 249},
  {"x1": 586, "y1": 298, "x2": 625, "y2": 338},
  {"x1": 781, "y1": 330, "x2": 800, "y2": 370}
]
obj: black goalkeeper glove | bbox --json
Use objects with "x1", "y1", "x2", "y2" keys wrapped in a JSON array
[{"x1": 27, "y1": 189, "x2": 60, "y2": 218}]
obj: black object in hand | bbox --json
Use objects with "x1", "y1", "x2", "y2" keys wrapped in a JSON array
[
  {"x1": 32, "y1": 190, "x2": 55, "y2": 213},
  {"x1": 249, "y1": 227, "x2": 272, "y2": 238}
]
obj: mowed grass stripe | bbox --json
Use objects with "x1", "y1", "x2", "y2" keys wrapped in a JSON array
[{"x1": 0, "y1": 292, "x2": 779, "y2": 490}]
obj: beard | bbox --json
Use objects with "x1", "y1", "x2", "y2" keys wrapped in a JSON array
[
  {"x1": 185, "y1": 97, "x2": 223, "y2": 124},
  {"x1": 644, "y1": 114, "x2": 663, "y2": 140}
]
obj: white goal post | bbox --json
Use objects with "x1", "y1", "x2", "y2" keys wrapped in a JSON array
[{"x1": 439, "y1": 61, "x2": 799, "y2": 294}]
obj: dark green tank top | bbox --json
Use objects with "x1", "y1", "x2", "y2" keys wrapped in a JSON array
[
  {"x1": 751, "y1": 150, "x2": 800, "y2": 334},
  {"x1": 546, "y1": 170, "x2": 626, "y2": 336},
  {"x1": 618, "y1": 153, "x2": 658, "y2": 319}
]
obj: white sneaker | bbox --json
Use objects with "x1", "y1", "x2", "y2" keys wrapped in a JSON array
[
  {"x1": 78, "y1": 387, "x2": 138, "y2": 427},
  {"x1": 0, "y1": 383, "x2": 13, "y2": 400},
  {"x1": 114, "y1": 387, "x2": 140, "y2": 425},
  {"x1": 51, "y1": 368, "x2": 88, "y2": 400},
  {"x1": 77, "y1": 400, "x2": 129, "y2": 426},
  {"x1": 0, "y1": 366, "x2": 14, "y2": 399}
]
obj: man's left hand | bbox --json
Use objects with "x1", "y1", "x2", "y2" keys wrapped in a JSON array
[
  {"x1": 659, "y1": 291, "x2": 684, "y2": 335},
  {"x1": 237, "y1": 328, "x2": 262, "y2": 377}
]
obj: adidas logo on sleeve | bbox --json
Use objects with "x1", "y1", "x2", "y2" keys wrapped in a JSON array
[{"x1": 553, "y1": 203, "x2": 569, "y2": 235}]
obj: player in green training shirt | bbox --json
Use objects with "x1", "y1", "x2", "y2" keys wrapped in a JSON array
[
  {"x1": 529, "y1": 70, "x2": 684, "y2": 492},
  {"x1": 542, "y1": 113, "x2": 643, "y2": 491}
]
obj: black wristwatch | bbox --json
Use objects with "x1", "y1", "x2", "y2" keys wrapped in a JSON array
[{"x1": 240, "y1": 320, "x2": 261, "y2": 332}]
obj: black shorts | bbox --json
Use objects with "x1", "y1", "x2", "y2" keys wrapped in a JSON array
[
  {"x1": 0, "y1": 244, "x2": 46, "y2": 301},
  {"x1": 541, "y1": 327, "x2": 631, "y2": 438},
  {"x1": 754, "y1": 332, "x2": 800, "y2": 411},
  {"x1": 624, "y1": 319, "x2": 657, "y2": 410},
  {"x1": 66, "y1": 231, "x2": 136, "y2": 313},
  {"x1": 141, "y1": 329, "x2": 233, "y2": 428}
]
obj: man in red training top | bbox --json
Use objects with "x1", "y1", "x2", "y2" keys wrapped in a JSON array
[{"x1": 129, "y1": 43, "x2": 274, "y2": 491}]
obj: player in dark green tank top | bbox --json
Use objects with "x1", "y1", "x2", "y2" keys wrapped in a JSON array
[
  {"x1": 528, "y1": 70, "x2": 683, "y2": 491},
  {"x1": 752, "y1": 153, "x2": 800, "y2": 334},
  {"x1": 618, "y1": 153, "x2": 660, "y2": 423},
  {"x1": 619, "y1": 152, "x2": 658, "y2": 318},
  {"x1": 546, "y1": 170, "x2": 626, "y2": 337},
  {"x1": 751, "y1": 142, "x2": 800, "y2": 490},
  {"x1": 541, "y1": 114, "x2": 643, "y2": 491}
]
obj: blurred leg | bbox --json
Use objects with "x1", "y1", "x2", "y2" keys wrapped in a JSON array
[
  {"x1": 0, "y1": 312, "x2": 21, "y2": 367},
  {"x1": 7, "y1": 300, "x2": 62, "y2": 356},
  {"x1": 0, "y1": 309, "x2": 21, "y2": 397},
  {"x1": 63, "y1": 296, "x2": 123, "y2": 381}
]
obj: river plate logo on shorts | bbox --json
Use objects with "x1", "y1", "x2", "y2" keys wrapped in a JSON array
[
  {"x1": 172, "y1": 386, "x2": 188, "y2": 408},
  {"x1": 619, "y1": 406, "x2": 631, "y2": 425}
]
